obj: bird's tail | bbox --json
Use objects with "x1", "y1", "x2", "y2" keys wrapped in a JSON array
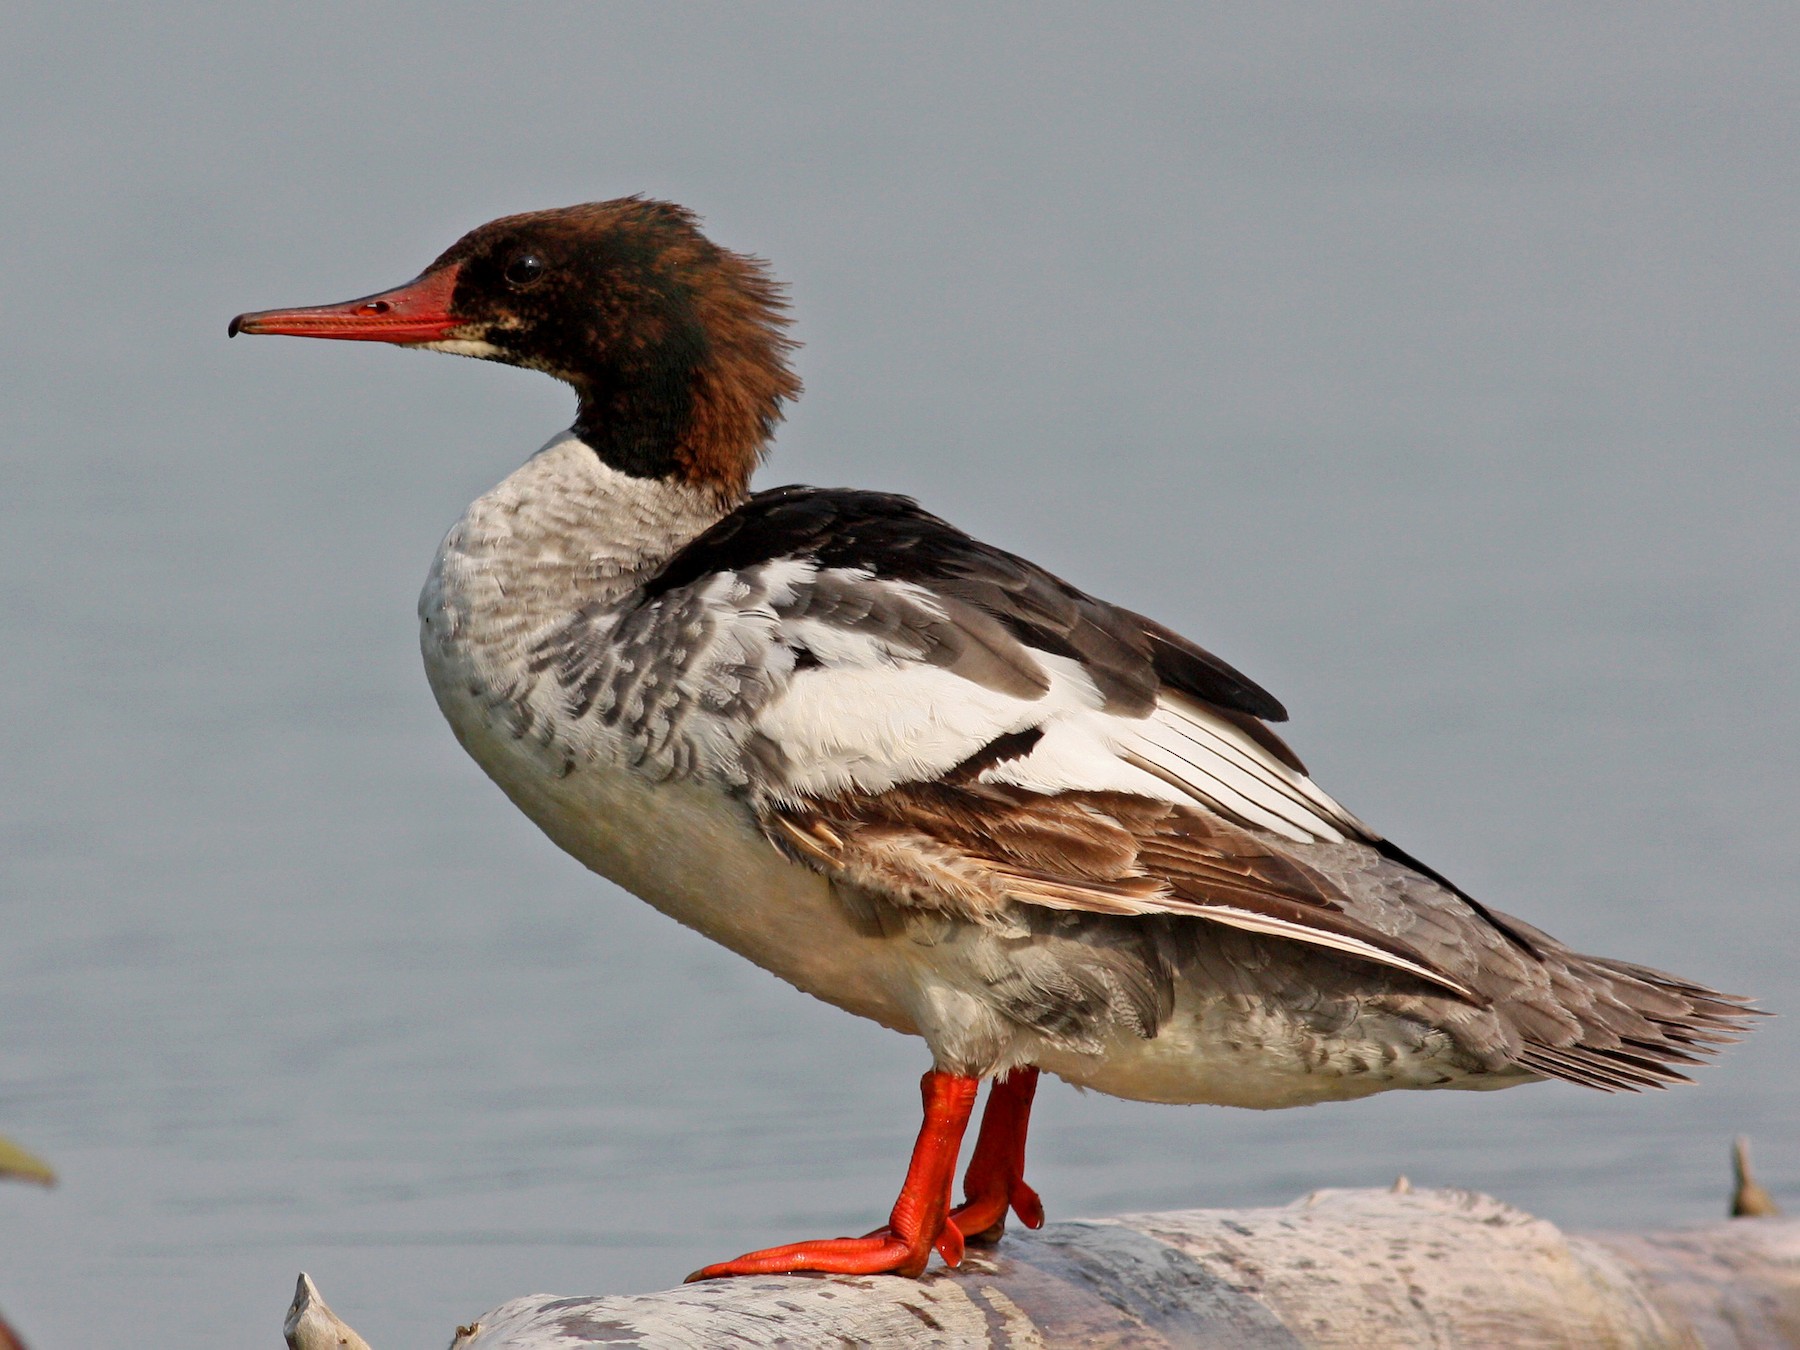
[{"x1": 1501, "y1": 927, "x2": 1762, "y2": 1091}]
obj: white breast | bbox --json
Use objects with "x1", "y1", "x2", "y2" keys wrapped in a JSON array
[{"x1": 416, "y1": 435, "x2": 921, "y2": 1033}]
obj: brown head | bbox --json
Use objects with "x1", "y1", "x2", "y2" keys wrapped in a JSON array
[{"x1": 231, "y1": 198, "x2": 802, "y2": 502}]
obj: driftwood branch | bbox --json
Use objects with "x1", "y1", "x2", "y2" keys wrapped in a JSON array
[
  {"x1": 284, "y1": 1273, "x2": 372, "y2": 1350},
  {"x1": 1735, "y1": 1137, "x2": 1784, "y2": 1219},
  {"x1": 291, "y1": 1183, "x2": 1800, "y2": 1349}
]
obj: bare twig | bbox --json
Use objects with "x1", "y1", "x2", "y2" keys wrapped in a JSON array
[{"x1": 284, "y1": 1273, "x2": 373, "y2": 1350}]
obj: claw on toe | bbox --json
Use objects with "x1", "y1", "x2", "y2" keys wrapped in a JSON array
[{"x1": 1011, "y1": 1178, "x2": 1046, "y2": 1229}]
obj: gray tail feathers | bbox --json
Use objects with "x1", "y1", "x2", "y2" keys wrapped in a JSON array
[{"x1": 1508, "y1": 944, "x2": 1762, "y2": 1092}]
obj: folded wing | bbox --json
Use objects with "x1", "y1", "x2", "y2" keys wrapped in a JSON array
[{"x1": 550, "y1": 486, "x2": 1754, "y2": 1084}]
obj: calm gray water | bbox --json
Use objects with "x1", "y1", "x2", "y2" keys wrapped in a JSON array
[{"x1": 2, "y1": 6, "x2": 1795, "y2": 1346}]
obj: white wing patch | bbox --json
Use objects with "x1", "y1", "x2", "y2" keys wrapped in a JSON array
[
  {"x1": 753, "y1": 610, "x2": 1364, "y2": 847},
  {"x1": 979, "y1": 678, "x2": 1359, "y2": 844},
  {"x1": 756, "y1": 663, "x2": 1049, "y2": 800},
  {"x1": 1118, "y1": 696, "x2": 1364, "y2": 844}
]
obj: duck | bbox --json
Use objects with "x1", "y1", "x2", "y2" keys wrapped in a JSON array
[{"x1": 230, "y1": 197, "x2": 1755, "y2": 1281}]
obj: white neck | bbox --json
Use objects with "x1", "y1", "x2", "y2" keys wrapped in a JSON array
[{"x1": 421, "y1": 429, "x2": 729, "y2": 665}]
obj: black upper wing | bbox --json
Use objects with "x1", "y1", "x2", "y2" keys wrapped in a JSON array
[{"x1": 642, "y1": 485, "x2": 1290, "y2": 725}]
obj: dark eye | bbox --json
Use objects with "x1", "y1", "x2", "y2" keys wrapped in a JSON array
[{"x1": 503, "y1": 252, "x2": 545, "y2": 288}]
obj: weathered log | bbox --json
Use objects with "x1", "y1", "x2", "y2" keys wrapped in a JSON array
[{"x1": 296, "y1": 1183, "x2": 1800, "y2": 1349}]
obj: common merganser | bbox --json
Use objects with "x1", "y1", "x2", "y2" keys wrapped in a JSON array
[{"x1": 231, "y1": 198, "x2": 1755, "y2": 1280}]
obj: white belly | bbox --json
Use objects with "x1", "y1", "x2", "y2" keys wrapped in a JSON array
[{"x1": 428, "y1": 665, "x2": 927, "y2": 1038}]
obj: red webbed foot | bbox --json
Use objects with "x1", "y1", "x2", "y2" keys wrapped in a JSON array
[{"x1": 686, "y1": 1230, "x2": 945, "y2": 1280}]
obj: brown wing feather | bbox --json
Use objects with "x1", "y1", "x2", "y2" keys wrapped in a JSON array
[{"x1": 764, "y1": 781, "x2": 1479, "y2": 1000}]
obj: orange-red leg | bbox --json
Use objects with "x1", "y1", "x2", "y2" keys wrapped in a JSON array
[
  {"x1": 858, "y1": 1067, "x2": 1044, "y2": 1254},
  {"x1": 949, "y1": 1067, "x2": 1044, "y2": 1243},
  {"x1": 687, "y1": 1070, "x2": 980, "y2": 1280}
]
